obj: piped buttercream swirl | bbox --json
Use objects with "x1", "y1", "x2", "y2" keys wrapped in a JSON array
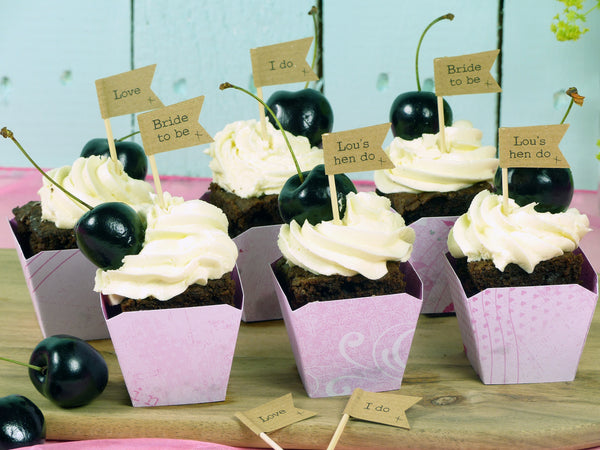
[
  {"x1": 205, "y1": 119, "x2": 323, "y2": 198},
  {"x1": 95, "y1": 194, "x2": 238, "y2": 301},
  {"x1": 374, "y1": 120, "x2": 498, "y2": 194},
  {"x1": 278, "y1": 192, "x2": 415, "y2": 280},
  {"x1": 39, "y1": 155, "x2": 154, "y2": 229},
  {"x1": 447, "y1": 190, "x2": 590, "y2": 273}
]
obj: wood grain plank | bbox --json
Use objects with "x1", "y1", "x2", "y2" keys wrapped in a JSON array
[{"x1": 1, "y1": 248, "x2": 599, "y2": 449}]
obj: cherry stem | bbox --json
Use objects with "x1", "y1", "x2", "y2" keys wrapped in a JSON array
[
  {"x1": 560, "y1": 98, "x2": 574, "y2": 125},
  {"x1": 219, "y1": 82, "x2": 304, "y2": 183},
  {"x1": 415, "y1": 13, "x2": 454, "y2": 91},
  {"x1": 117, "y1": 130, "x2": 140, "y2": 142},
  {"x1": 0, "y1": 356, "x2": 44, "y2": 373},
  {"x1": 304, "y1": 5, "x2": 319, "y2": 90},
  {"x1": 1, "y1": 127, "x2": 93, "y2": 211},
  {"x1": 560, "y1": 87, "x2": 583, "y2": 124}
]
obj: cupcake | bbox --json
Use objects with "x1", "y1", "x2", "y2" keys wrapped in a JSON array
[
  {"x1": 374, "y1": 120, "x2": 499, "y2": 313},
  {"x1": 205, "y1": 119, "x2": 323, "y2": 236},
  {"x1": 204, "y1": 118, "x2": 323, "y2": 322},
  {"x1": 271, "y1": 191, "x2": 423, "y2": 398},
  {"x1": 9, "y1": 155, "x2": 155, "y2": 340},
  {"x1": 97, "y1": 193, "x2": 243, "y2": 407},
  {"x1": 444, "y1": 190, "x2": 597, "y2": 384},
  {"x1": 12, "y1": 155, "x2": 154, "y2": 256}
]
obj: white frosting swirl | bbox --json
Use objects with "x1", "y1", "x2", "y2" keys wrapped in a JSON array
[
  {"x1": 39, "y1": 155, "x2": 155, "y2": 229},
  {"x1": 447, "y1": 190, "x2": 590, "y2": 273},
  {"x1": 95, "y1": 194, "x2": 238, "y2": 301},
  {"x1": 278, "y1": 192, "x2": 415, "y2": 280},
  {"x1": 374, "y1": 120, "x2": 498, "y2": 194},
  {"x1": 205, "y1": 119, "x2": 323, "y2": 197}
]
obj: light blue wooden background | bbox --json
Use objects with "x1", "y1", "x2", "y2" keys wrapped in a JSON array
[{"x1": 2, "y1": 0, "x2": 599, "y2": 190}]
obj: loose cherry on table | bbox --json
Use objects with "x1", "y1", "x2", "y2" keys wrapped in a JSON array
[
  {"x1": 81, "y1": 136, "x2": 148, "y2": 180},
  {"x1": 0, "y1": 335, "x2": 109, "y2": 409},
  {"x1": 278, "y1": 164, "x2": 356, "y2": 225},
  {"x1": 389, "y1": 13, "x2": 454, "y2": 140},
  {"x1": 28, "y1": 335, "x2": 109, "y2": 409},
  {"x1": 0, "y1": 395, "x2": 46, "y2": 448},
  {"x1": 2, "y1": 127, "x2": 146, "y2": 271},
  {"x1": 266, "y1": 88, "x2": 334, "y2": 147}
]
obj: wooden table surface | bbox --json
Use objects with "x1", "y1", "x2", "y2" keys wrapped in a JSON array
[{"x1": 0, "y1": 248, "x2": 599, "y2": 450}]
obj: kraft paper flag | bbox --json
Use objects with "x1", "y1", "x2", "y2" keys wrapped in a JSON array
[
  {"x1": 434, "y1": 49, "x2": 501, "y2": 96},
  {"x1": 251, "y1": 37, "x2": 318, "y2": 87},
  {"x1": 235, "y1": 393, "x2": 316, "y2": 434},
  {"x1": 327, "y1": 388, "x2": 421, "y2": 449},
  {"x1": 95, "y1": 64, "x2": 164, "y2": 118},
  {"x1": 137, "y1": 96, "x2": 213, "y2": 155},
  {"x1": 343, "y1": 388, "x2": 421, "y2": 429},
  {"x1": 322, "y1": 123, "x2": 394, "y2": 175},
  {"x1": 498, "y1": 124, "x2": 570, "y2": 168}
]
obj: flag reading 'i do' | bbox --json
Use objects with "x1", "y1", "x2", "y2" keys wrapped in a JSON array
[{"x1": 250, "y1": 37, "x2": 318, "y2": 87}]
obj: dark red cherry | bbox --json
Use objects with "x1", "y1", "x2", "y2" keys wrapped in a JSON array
[
  {"x1": 493, "y1": 167, "x2": 574, "y2": 213},
  {"x1": 390, "y1": 91, "x2": 453, "y2": 140},
  {"x1": 278, "y1": 164, "x2": 357, "y2": 225},
  {"x1": 75, "y1": 202, "x2": 146, "y2": 270},
  {"x1": 0, "y1": 395, "x2": 45, "y2": 447},
  {"x1": 81, "y1": 138, "x2": 148, "y2": 180},
  {"x1": 266, "y1": 89, "x2": 333, "y2": 147},
  {"x1": 28, "y1": 335, "x2": 108, "y2": 408}
]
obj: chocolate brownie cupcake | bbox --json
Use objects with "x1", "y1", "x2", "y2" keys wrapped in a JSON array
[
  {"x1": 275, "y1": 191, "x2": 415, "y2": 309},
  {"x1": 204, "y1": 119, "x2": 323, "y2": 236},
  {"x1": 12, "y1": 201, "x2": 76, "y2": 257},
  {"x1": 374, "y1": 120, "x2": 498, "y2": 224},
  {"x1": 447, "y1": 190, "x2": 590, "y2": 293},
  {"x1": 96, "y1": 194, "x2": 239, "y2": 311},
  {"x1": 13, "y1": 155, "x2": 155, "y2": 255},
  {"x1": 274, "y1": 259, "x2": 406, "y2": 310}
]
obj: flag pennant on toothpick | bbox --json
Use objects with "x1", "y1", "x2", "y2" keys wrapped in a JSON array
[
  {"x1": 95, "y1": 64, "x2": 164, "y2": 118},
  {"x1": 235, "y1": 393, "x2": 316, "y2": 450},
  {"x1": 95, "y1": 64, "x2": 164, "y2": 162},
  {"x1": 433, "y1": 49, "x2": 501, "y2": 97},
  {"x1": 137, "y1": 96, "x2": 213, "y2": 155},
  {"x1": 137, "y1": 96, "x2": 213, "y2": 208},
  {"x1": 497, "y1": 123, "x2": 570, "y2": 210},
  {"x1": 322, "y1": 123, "x2": 393, "y2": 223},
  {"x1": 250, "y1": 37, "x2": 318, "y2": 88},
  {"x1": 327, "y1": 388, "x2": 422, "y2": 450},
  {"x1": 433, "y1": 49, "x2": 501, "y2": 152},
  {"x1": 250, "y1": 37, "x2": 319, "y2": 137}
]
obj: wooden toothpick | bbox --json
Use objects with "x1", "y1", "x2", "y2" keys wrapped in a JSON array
[
  {"x1": 437, "y1": 96, "x2": 447, "y2": 152},
  {"x1": 326, "y1": 413, "x2": 350, "y2": 450},
  {"x1": 103, "y1": 118, "x2": 118, "y2": 161}
]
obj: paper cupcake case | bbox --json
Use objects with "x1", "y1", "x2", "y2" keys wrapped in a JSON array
[
  {"x1": 8, "y1": 217, "x2": 110, "y2": 340},
  {"x1": 270, "y1": 260, "x2": 423, "y2": 398},
  {"x1": 233, "y1": 224, "x2": 283, "y2": 322},
  {"x1": 444, "y1": 249, "x2": 598, "y2": 385},
  {"x1": 100, "y1": 268, "x2": 244, "y2": 407},
  {"x1": 200, "y1": 191, "x2": 282, "y2": 323},
  {"x1": 408, "y1": 216, "x2": 458, "y2": 314}
]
